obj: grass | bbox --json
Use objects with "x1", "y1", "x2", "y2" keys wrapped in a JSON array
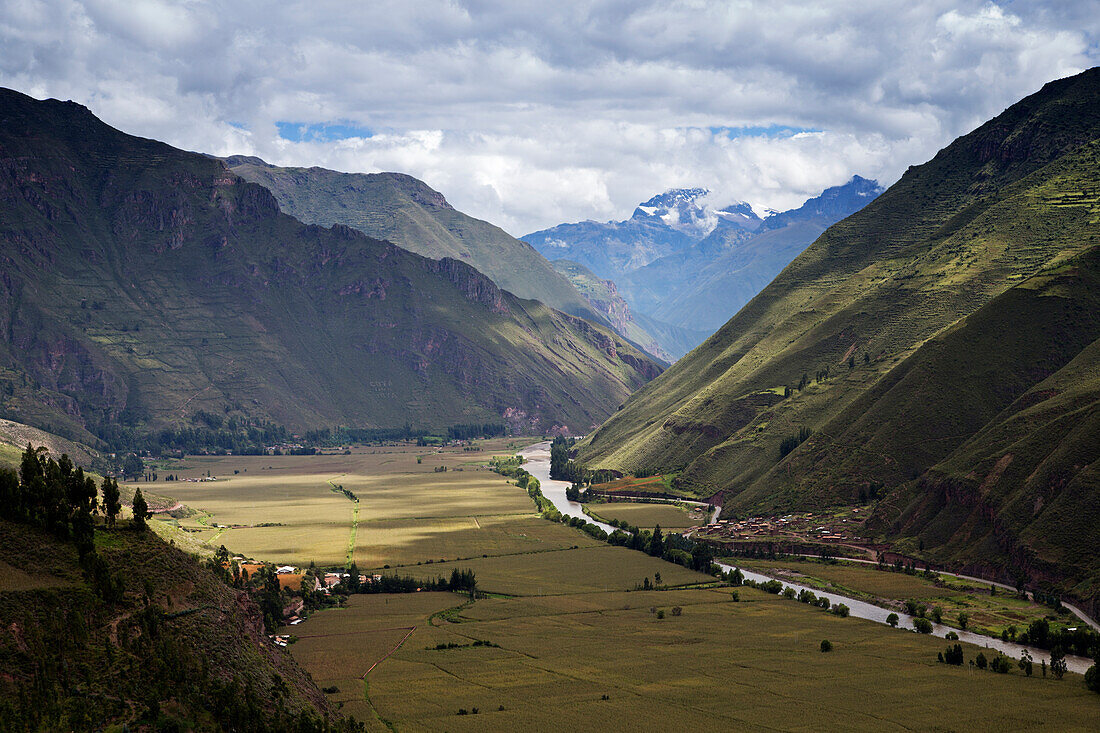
[
  {"x1": 584, "y1": 501, "x2": 698, "y2": 529},
  {"x1": 286, "y1": 584, "x2": 1100, "y2": 731},
  {"x1": 391, "y1": 545, "x2": 711, "y2": 596}
]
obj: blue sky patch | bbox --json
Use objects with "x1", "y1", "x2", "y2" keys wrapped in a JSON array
[
  {"x1": 707, "y1": 124, "x2": 821, "y2": 138},
  {"x1": 276, "y1": 121, "x2": 374, "y2": 142}
]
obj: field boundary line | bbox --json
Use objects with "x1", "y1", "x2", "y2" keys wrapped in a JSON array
[{"x1": 363, "y1": 626, "x2": 417, "y2": 677}]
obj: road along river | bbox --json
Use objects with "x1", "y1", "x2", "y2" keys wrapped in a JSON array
[{"x1": 518, "y1": 441, "x2": 1095, "y2": 674}]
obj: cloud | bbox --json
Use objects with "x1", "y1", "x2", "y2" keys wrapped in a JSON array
[{"x1": 0, "y1": 1, "x2": 1096, "y2": 234}]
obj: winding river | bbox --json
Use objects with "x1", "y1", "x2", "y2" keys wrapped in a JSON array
[{"x1": 519, "y1": 441, "x2": 1095, "y2": 674}]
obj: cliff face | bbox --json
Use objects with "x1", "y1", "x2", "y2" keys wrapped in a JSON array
[{"x1": 0, "y1": 88, "x2": 662, "y2": 441}]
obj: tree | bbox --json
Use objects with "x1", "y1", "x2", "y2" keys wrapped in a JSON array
[
  {"x1": 820, "y1": 640, "x2": 833, "y2": 652},
  {"x1": 1018, "y1": 650, "x2": 1033, "y2": 677},
  {"x1": 931, "y1": 606, "x2": 942, "y2": 624},
  {"x1": 347, "y1": 562, "x2": 361, "y2": 593},
  {"x1": 1049, "y1": 647, "x2": 1067, "y2": 680},
  {"x1": 886, "y1": 613, "x2": 899, "y2": 628},
  {"x1": 975, "y1": 652, "x2": 988, "y2": 670},
  {"x1": 131, "y1": 488, "x2": 150, "y2": 530},
  {"x1": 102, "y1": 477, "x2": 122, "y2": 527},
  {"x1": 913, "y1": 617, "x2": 933, "y2": 634},
  {"x1": 648, "y1": 525, "x2": 664, "y2": 557},
  {"x1": 957, "y1": 612, "x2": 969, "y2": 630},
  {"x1": 122, "y1": 453, "x2": 144, "y2": 480}
]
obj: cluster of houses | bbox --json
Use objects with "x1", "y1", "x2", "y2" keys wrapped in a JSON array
[{"x1": 687, "y1": 511, "x2": 862, "y2": 544}]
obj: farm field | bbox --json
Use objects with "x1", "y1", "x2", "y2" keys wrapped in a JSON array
[
  {"x1": 133, "y1": 438, "x2": 565, "y2": 567},
  {"x1": 735, "y1": 557, "x2": 1071, "y2": 638},
  {"x1": 585, "y1": 501, "x2": 699, "y2": 530},
  {"x1": 393, "y1": 544, "x2": 711, "y2": 596},
  {"x1": 287, "y1": 584, "x2": 1100, "y2": 731}
]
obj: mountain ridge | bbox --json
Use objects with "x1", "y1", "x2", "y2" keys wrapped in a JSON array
[
  {"x1": 0, "y1": 88, "x2": 662, "y2": 443},
  {"x1": 576, "y1": 67, "x2": 1100, "y2": 613}
]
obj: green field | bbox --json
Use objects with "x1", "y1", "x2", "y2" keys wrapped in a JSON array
[
  {"x1": 286, "y1": 586, "x2": 1099, "y2": 731},
  {"x1": 585, "y1": 501, "x2": 699, "y2": 529}
]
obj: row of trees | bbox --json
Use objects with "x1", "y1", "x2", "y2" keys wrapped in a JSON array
[{"x1": 549, "y1": 436, "x2": 619, "y2": 485}]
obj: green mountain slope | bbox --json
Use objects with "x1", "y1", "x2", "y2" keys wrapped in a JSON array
[
  {"x1": 0, "y1": 89, "x2": 661, "y2": 442},
  {"x1": 226, "y1": 157, "x2": 607, "y2": 325},
  {"x1": 577, "y1": 69, "x2": 1100, "y2": 608},
  {"x1": 0, "y1": 518, "x2": 342, "y2": 731}
]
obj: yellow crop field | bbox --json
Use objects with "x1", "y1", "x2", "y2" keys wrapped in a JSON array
[{"x1": 136, "y1": 439, "x2": 568, "y2": 568}]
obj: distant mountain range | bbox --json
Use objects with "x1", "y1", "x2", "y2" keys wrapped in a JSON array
[
  {"x1": 0, "y1": 88, "x2": 662, "y2": 443},
  {"x1": 524, "y1": 177, "x2": 883, "y2": 356},
  {"x1": 578, "y1": 67, "x2": 1100, "y2": 616}
]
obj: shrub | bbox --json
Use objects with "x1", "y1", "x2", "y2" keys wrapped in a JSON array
[
  {"x1": 817, "y1": 597, "x2": 830, "y2": 611},
  {"x1": 1085, "y1": 663, "x2": 1099, "y2": 693},
  {"x1": 656, "y1": 610, "x2": 665, "y2": 619},
  {"x1": 990, "y1": 655, "x2": 1012, "y2": 674},
  {"x1": 782, "y1": 587, "x2": 796, "y2": 600},
  {"x1": 975, "y1": 652, "x2": 988, "y2": 670},
  {"x1": 913, "y1": 617, "x2": 933, "y2": 634},
  {"x1": 832, "y1": 603, "x2": 850, "y2": 618},
  {"x1": 671, "y1": 606, "x2": 683, "y2": 617},
  {"x1": 820, "y1": 640, "x2": 833, "y2": 653},
  {"x1": 886, "y1": 613, "x2": 899, "y2": 627},
  {"x1": 760, "y1": 579, "x2": 783, "y2": 594},
  {"x1": 941, "y1": 644, "x2": 964, "y2": 665},
  {"x1": 945, "y1": 631, "x2": 959, "y2": 641},
  {"x1": 730, "y1": 591, "x2": 740, "y2": 602}
]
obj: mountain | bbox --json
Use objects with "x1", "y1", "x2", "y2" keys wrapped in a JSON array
[
  {"x1": 577, "y1": 68, "x2": 1100, "y2": 612},
  {"x1": 226, "y1": 157, "x2": 609, "y2": 327},
  {"x1": 633, "y1": 177, "x2": 885, "y2": 332},
  {"x1": 756, "y1": 175, "x2": 883, "y2": 232},
  {"x1": 522, "y1": 191, "x2": 718, "y2": 280},
  {"x1": 631, "y1": 188, "x2": 761, "y2": 240},
  {"x1": 0, "y1": 88, "x2": 661, "y2": 443},
  {"x1": 550, "y1": 259, "x2": 696, "y2": 364},
  {"x1": 524, "y1": 179, "x2": 880, "y2": 355}
]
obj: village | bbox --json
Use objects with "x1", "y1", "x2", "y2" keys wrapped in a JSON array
[{"x1": 686, "y1": 507, "x2": 869, "y2": 549}]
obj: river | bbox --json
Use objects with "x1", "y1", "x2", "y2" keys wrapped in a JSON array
[{"x1": 518, "y1": 441, "x2": 1095, "y2": 674}]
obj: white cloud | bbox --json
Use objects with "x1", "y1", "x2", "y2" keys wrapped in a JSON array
[{"x1": 0, "y1": 0, "x2": 1096, "y2": 234}]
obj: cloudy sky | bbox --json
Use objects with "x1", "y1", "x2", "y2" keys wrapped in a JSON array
[{"x1": 2, "y1": 1, "x2": 1098, "y2": 235}]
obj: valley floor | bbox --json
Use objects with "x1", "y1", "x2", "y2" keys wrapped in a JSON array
[{"x1": 137, "y1": 440, "x2": 1098, "y2": 730}]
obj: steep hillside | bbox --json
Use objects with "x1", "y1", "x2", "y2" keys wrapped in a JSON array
[
  {"x1": 0, "y1": 519, "x2": 344, "y2": 731},
  {"x1": 577, "y1": 68, "x2": 1100, "y2": 606},
  {"x1": 0, "y1": 89, "x2": 661, "y2": 442},
  {"x1": 226, "y1": 157, "x2": 607, "y2": 326},
  {"x1": 551, "y1": 259, "x2": 675, "y2": 363}
]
